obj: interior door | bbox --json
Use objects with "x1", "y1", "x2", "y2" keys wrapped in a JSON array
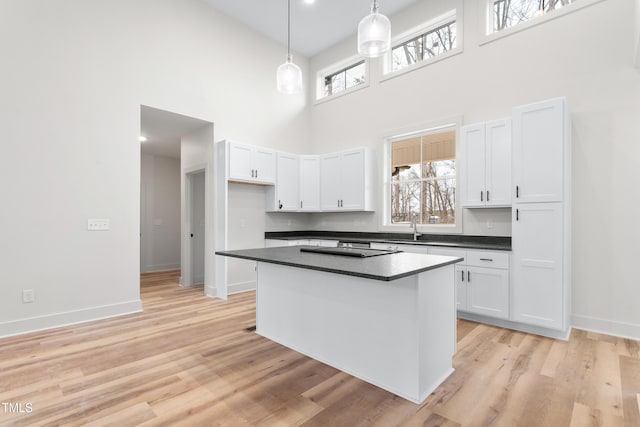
[{"x1": 190, "y1": 171, "x2": 206, "y2": 285}]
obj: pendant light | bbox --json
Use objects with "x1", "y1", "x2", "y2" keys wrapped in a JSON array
[
  {"x1": 357, "y1": 0, "x2": 391, "y2": 58},
  {"x1": 276, "y1": 0, "x2": 302, "y2": 94}
]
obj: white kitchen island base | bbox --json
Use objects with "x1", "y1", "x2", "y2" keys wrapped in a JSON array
[{"x1": 256, "y1": 262, "x2": 456, "y2": 404}]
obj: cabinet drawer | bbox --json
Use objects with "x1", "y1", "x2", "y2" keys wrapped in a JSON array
[{"x1": 466, "y1": 251, "x2": 509, "y2": 269}]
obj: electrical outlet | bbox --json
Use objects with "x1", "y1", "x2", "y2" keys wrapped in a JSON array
[
  {"x1": 487, "y1": 219, "x2": 494, "y2": 229},
  {"x1": 22, "y1": 289, "x2": 35, "y2": 303},
  {"x1": 88, "y1": 219, "x2": 110, "y2": 231}
]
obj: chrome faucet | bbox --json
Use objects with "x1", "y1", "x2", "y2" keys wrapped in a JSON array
[{"x1": 410, "y1": 213, "x2": 422, "y2": 241}]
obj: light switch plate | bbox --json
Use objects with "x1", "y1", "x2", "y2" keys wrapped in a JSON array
[
  {"x1": 88, "y1": 219, "x2": 110, "y2": 231},
  {"x1": 23, "y1": 289, "x2": 34, "y2": 303}
]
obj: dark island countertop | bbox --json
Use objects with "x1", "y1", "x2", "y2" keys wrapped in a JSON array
[
  {"x1": 265, "y1": 231, "x2": 511, "y2": 251},
  {"x1": 215, "y1": 246, "x2": 463, "y2": 282}
]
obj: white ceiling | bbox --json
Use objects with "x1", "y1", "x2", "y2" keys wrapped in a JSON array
[
  {"x1": 140, "y1": 106, "x2": 212, "y2": 159},
  {"x1": 203, "y1": 0, "x2": 417, "y2": 57}
]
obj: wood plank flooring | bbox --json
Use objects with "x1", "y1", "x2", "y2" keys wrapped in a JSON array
[{"x1": 1, "y1": 270, "x2": 639, "y2": 426}]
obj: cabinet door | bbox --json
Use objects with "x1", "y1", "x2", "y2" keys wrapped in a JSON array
[
  {"x1": 513, "y1": 98, "x2": 565, "y2": 203},
  {"x1": 466, "y1": 266, "x2": 509, "y2": 319},
  {"x1": 253, "y1": 148, "x2": 276, "y2": 184},
  {"x1": 275, "y1": 153, "x2": 299, "y2": 211},
  {"x1": 485, "y1": 119, "x2": 511, "y2": 206},
  {"x1": 456, "y1": 265, "x2": 467, "y2": 312},
  {"x1": 460, "y1": 124, "x2": 486, "y2": 207},
  {"x1": 340, "y1": 149, "x2": 365, "y2": 210},
  {"x1": 320, "y1": 153, "x2": 342, "y2": 210},
  {"x1": 228, "y1": 142, "x2": 254, "y2": 182},
  {"x1": 512, "y1": 203, "x2": 564, "y2": 329},
  {"x1": 299, "y1": 156, "x2": 320, "y2": 211}
]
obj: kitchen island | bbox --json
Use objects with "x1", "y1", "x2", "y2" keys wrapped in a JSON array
[{"x1": 215, "y1": 245, "x2": 463, "y2": 404}]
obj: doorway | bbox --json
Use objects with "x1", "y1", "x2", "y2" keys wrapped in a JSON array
[{"x1": 139, "y1": 105, "x2": 214, "y2": 294}]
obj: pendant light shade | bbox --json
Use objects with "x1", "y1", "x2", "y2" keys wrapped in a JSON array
[
  {"x1": 277, "y1": 54, "x2": 302, "y2": 94},
  {"x1": 357, "y1": 0, "x2": 391, "y2": 58},
  {"x1": 277, "y1": 0, "x2": 302, "y2": 94}
]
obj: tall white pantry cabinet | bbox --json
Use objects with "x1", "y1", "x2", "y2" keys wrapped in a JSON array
[{"x1": 511, "y1": 97, "x2": 571, "y2": 333}]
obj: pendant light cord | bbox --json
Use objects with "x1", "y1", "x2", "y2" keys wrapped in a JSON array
[{"x1": 287, "y1": 0, "x2": 291, "y2": 60}]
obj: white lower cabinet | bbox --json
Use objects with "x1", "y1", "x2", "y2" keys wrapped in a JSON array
[
  {"x1": 431, "y1": 247, "x2": 509, "y2": 320},
  {"x1": 465, "y1": 266, "x2": 509, "y2": 319},
  {"x1": 511, "y1": 203, "x2": 565, "y2": 330}
]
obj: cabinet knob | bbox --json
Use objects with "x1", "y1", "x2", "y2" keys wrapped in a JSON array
[{"x1": 467, "y1": 271, "x2": 471, "y2": 282}]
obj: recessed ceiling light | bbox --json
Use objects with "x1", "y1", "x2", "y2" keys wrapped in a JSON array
[
  {"x1": 139, "y1": 136, "x2": 148, "y2": 142},
  {"x1": 303, "y1": 0, "x2": 315, "y2": 4}
]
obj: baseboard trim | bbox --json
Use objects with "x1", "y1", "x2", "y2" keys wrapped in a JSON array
[
  {"x1": 229, "y1": 281, "x2": 256, "y2": 295},
  {"x1": 205, "y1": 285, "x2": 217, "y2": 298},
  {"x1": 457, "y1": 311, "x2": 572, "y2": 341},
  {"x1": 571, "y1": 314, "x2": 640, "y2": 341},
  {"x1": 141, "y1": 263, "x2": 180, "y2": 273},
  {"x1": 0, "y1": 300, "x2": 143, "y2": 339}
]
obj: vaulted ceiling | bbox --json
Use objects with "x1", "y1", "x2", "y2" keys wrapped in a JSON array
[{"x1": 203, "y1": 0, "x2": 417, "y2": 57}]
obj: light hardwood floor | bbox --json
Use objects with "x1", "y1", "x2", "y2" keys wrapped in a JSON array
[{"x1": 1, "y1": 270, "x2": 639, "y2": 426}]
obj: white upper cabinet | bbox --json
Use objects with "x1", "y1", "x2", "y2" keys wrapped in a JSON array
[
  {"x1": 485, "y1": 120, "x2": 512, "y2": 206},
  {"x1": 340, "y1": 149, "x2": 366, "y2": 210},
  {"x1": 460, "y1": 119, "x2": 511, "y2": 207},
  {"x1": 320, "y1": 153, "x2": 342, "y2": 210},
  {"x1": 320, "y1": 148, "x2": 376, "y2": 212},
  {"x1": 460, "y1": 124, "x2": 486, "y2": 207},
  {"x1": 299, "y1": 156, "x2": 320, "y2": 211},
  {"x1": 512, "y1": 98, "x2": 566, "y2": 203},
  {"x1": 228, "y1": 141, "x2": 275, "y2": 185},
  {"x1": 270, "y1": 152, "x2": 299, "y2": 211}
]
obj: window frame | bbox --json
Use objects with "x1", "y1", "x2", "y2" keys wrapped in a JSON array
[
  {"x1": 379, "y1": 117, "x2": 463, "y2": 234},
  {"x1": 315, "y1": 55, "x2": 370, "y2": 104},
  {"x1": 480, "y1": 0, "x2": 606, "y2": 46},
  {"x1": 381, "y1": 10, "x2": 463, "y2": 82}
]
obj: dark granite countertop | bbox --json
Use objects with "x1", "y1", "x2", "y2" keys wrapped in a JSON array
[
  {"x1": 215, "y1": 246, "x2": 463, "y2": 282},
  {"x1": 264, "y1": 231, "x2": 511, "y2": 252}
]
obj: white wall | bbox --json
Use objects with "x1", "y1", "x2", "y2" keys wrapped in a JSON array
[
  {"x1": 308, "y1": 0, "x2": 640, "y2": 338},
  {"x1": 140, "y1": 154, "x2": 181, "y2": 273},
  {"x1": 0, "y1": 0, "x2": 309, "y2": 337},
  {"x1": 635, "y1": 0, "x2": 640, "y2": 67}
]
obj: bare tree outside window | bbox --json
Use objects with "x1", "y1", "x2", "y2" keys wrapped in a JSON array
[
  {"x1": 390, "y1": 129, "x2": 456, "y2": 225},
  {"x1": 323, "y1": 61, "x2": 365, "y2": 97},
  {"x1": 493, "y1": 0, "x2": 576, "y2": 32},
  {"x1": 392, "y1": 21, "x2": 457, "y2": 72}
]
